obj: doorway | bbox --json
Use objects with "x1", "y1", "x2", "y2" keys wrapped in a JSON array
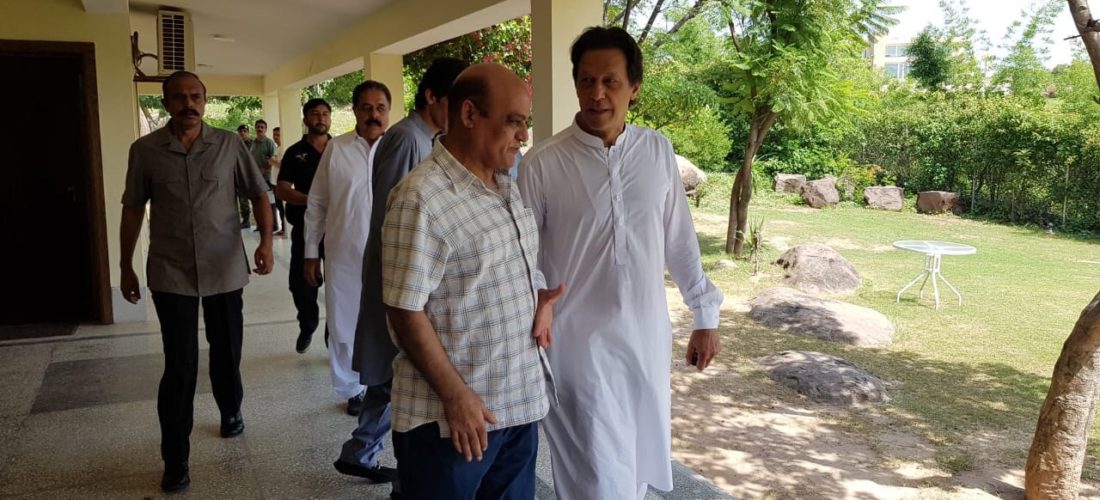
[{"x1": 0, "y1": 40, "x2": 111, "y2": 327}]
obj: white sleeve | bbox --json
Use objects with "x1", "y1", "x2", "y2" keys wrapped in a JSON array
[
  {"x1": 517, "y1": 154, "x2": 547, "y2": 291},
  {"x1": 304, "y1": 142, "x2": 334, "y2": 259},
  {"x1": 660, "y1": 138, "x2": 723, "y2": 330}
]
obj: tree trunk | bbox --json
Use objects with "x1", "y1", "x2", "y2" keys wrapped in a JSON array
[
  {"x1": 725, "y1": 109, "x2": 778, "y2": 255},
  {"x1": 1026, "y1": 291, "x2": 1100, "y2": 499}
]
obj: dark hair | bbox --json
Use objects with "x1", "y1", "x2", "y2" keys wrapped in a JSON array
[
  {"x1": 415, "y1": 58, "x2": 468, "y2": 110},
  {"x1": 351, "y1": 80, "x2": 391, "y2": 108},
  {"x1": 302, "y1": 98, "x2": 332, "y2": 116},
  {"x1": 446, "y1": 74, "x2": 490, "y2": 125},
  {"x1": 161, "y1": 70, "x2": 207, "y2": 96},
  {"x1": 570, "y1": 26, "x2": 644, "y2": 85},
  {"x1": 237, "y1": 124, "x2": 248, "y2": 132},
  {"x1": 273, "y1": 127, "x2": 280, "y2": 132},
  {"x1": 255, "y1": 119, "x2": 267, "y2": 127}
]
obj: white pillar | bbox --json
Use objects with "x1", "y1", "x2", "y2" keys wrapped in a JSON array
[
  {"x1": 531, "y1": 0, "x2": 602, "y2": 143},
  {"x1": 278, "y1": 87, "x2": 302, "y2": 143},
  {"x1": 261, "y1": 93, "x2": 279, "y2": 129},
  {"x1": 365, "y1": 53, "x2": 406, "y2": 124}
]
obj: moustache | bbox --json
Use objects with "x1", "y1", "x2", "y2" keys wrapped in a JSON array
[
  {"x1": 365, "y1": 119, "x2": 381, "y2": 127},
  {"x1": 177, "y1": 109, "x2": 200, "y2": 117}
]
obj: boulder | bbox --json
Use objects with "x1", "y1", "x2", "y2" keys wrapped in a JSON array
[
  {"x1": 864, "y1": 186, "x2": 904, "y2": 211},
  {"x1": 774, "y1": 173, "x2": 807, "y2": 194},
  {"x1": 747, "y1": 287, "x2": 893, "y2": 347},
  {"x1": 916, "y1": 191, "x2": 962, "y2": 214},
  {"x1": 759, "y1": 351, "x2": 890, "y2": 406},
  {"x1": 775, "y1": 244, "x2": 861, "y2": 295},
  {"x1": 800, "y1": 178, "x2": 840, "y2": 208},
  {"x1": 717, "y1": 259, "x2": 736, "y2": 270},
  {"x1": 824, "y1": 175, "x2": 857, "y2": 200},
  {"x1": 676, "y1": 155, "x2": 707, "y2": 194}
]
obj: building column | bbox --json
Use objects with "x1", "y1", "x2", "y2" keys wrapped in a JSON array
[
  {"x1": 531, "y1": 0, "x2": 601, "y2": 142},
  {"x1": 278, "y1": 87, "x2": 302, "y2": 143},
  {"x1": 261, "y1": 93, "x2": 279, "y2": 129},
  {"x1": 365, "y1": 53, "x2": 405, "y2": 123}
]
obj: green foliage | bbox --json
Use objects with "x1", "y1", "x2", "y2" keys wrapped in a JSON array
[
  {"x1": 661, "y1": 106, "x2": 733, "y2": 171},
  {"x1": 908, "y1": 27, "x2": 952, "y2": 91},
  {"x1": 991, "y1": 0, "x2": 1061, "y2": 99},
  {"x1": 204, "y1": 96, "x2": 263, "y2": 133},
  {"x1": 630, "y1": 19, "x2": 734, "y2": 171},
  {"x1": 302, "y1": 71, "x2": 363, "y2": 108},
  {"x1": 404, "y1": 17, "x2": 531, "y2": 84}
]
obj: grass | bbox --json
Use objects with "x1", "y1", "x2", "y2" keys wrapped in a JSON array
[{"x1": 690, "y1": 172, "x2": 1100, "y2": 475}]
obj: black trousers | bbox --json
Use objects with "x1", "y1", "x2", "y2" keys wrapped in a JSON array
[
  {"x1": 288, "y1": 222, "x2": 322, "y2": 336},
  {"x1": 151, "y1": 289, "x2": 244, "y2": 466}
]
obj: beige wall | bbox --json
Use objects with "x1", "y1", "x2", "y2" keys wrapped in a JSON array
[{"x1": 1, "y1": 0, "x2": 140, "y2": 319}]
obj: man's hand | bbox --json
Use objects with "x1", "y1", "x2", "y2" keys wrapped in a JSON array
[
  {"x1": 532, "y1": 284, "x2": 565, "y2": 348},
  {"x1": 120, "y1": 267, "x2": 141, "y2": 304},
  {"x1": 304, "y1": 258, "x2": 323, "y2": 286},
  {"x1": 253, "y1": 243, "x2": 273, "y2": 275},
  {"x1": 685, "y1": 328, "x2": 720, "y2": 371},
  {"x1": 443, "y1": 387, "x2": 498, "y2": 462}
]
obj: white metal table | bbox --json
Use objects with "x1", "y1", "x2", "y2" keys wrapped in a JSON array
[{"x1": 893, "y1": 240, "x2": 977, "y2": 309}]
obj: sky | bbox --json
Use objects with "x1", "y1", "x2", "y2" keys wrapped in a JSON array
[{"x1": 886, "y1": 0, "x2": 1081, "y2": 67}]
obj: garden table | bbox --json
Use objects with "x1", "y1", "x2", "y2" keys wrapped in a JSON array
[{"x1": 893, "y1": 240, "x2": 977, "y2": 310}]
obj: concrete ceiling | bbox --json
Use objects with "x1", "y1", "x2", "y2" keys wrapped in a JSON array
[{"x1": 128, "y1": 0, "x2": 393, "y2": 76}]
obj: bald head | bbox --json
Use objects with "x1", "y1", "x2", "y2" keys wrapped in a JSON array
[{"x1": 444, "y1": 63, "x2": 531, "y2": 171}]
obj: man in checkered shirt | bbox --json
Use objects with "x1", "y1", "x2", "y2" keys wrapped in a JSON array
[{"x1": 381, "y1": 63, "x2": 564, "y2": 499}]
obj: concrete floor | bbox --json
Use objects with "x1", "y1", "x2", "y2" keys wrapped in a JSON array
[{"x1": 0, "y1": 231, "x2": 730, "y2": 499}]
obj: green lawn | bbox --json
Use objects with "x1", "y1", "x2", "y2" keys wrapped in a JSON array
[{"x1": 690, "y1": 172, "x2": 1100, "y2": 475}]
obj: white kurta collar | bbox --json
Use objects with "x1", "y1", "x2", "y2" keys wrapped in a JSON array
[{"x1": 568, "y1": 118, "x2": 632, "y2": 150}]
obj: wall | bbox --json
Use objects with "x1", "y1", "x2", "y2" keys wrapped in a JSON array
[{"x1": 1, "y1": 0, "x2": 141, "y2": 321}]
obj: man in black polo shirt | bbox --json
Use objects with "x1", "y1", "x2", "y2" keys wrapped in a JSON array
[{"x1": 276, "y1": 98, "x2": 332, "y2": 353}]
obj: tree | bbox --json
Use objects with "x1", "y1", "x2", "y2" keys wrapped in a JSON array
[
  {"x1": 718, "y1": 0, "x2": 897, "y2": 255},
  {"x1": 908, "y1": 26, "x2": 953, "y2": 91},
  {"x1": 993, "y1": 0, "x2": 1062, "y2": 99},
  {"x1": 1024, "y1": 4, "x2": 1100, "y2": 498}
]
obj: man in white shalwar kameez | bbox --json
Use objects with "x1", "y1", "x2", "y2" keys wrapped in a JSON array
[
  {"x1": 304, "y1": 80, "x2": 391, "y2": 415},
  {"x1": 518, "y1": 27, "x2": 724, "y2": 500}
]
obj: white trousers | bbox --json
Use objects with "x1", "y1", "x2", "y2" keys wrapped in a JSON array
[{"x1": 328, "y1": 340, "x2": 364, "y2": 398}]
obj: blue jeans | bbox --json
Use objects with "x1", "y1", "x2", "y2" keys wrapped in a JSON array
[
  {"x1": 393, "y1": 421, "x2": 538, "y2": 500},
  {"x1": 337, "y1": 380, "x2": 392, "y2": 467}
]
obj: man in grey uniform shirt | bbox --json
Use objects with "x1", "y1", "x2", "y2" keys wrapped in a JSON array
[{"x1": 119, "y1": 71, "x2": 274, "y2": 494}]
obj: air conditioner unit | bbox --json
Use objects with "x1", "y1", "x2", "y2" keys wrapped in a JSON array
[{"x1": 157, "y1": 10, "x2": 194, "y2": 75}]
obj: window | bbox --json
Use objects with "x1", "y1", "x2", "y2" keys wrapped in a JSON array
[
  {"x1": 885, "y1": 43, "x2": 909, "y2": 57},
  {"x1": 884, "y1": 62, "x2": 910, "y2": 80}
]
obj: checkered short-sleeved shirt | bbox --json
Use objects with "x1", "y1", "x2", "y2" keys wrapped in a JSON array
[{"x1": 382, "y1": 142, "x2": 550, "y2": 437}]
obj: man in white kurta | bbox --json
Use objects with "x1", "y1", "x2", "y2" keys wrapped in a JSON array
[
  {"x1": 304, "y1": 81, "x2": 391, "y2": 413},
  {"x1": 517, "y1": 27, "x2": 724, "y2": 499}
]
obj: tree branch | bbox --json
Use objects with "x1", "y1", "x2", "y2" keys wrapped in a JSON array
[
  {"x1": 638, "y1": 0, "x2": 667, "y2": 45},
  {"x1": 621, "y1": 0, "x2": 639, "y2": 30},
  {"x1": 654, "y1": 0, "x2": 709, "y2": 48}
]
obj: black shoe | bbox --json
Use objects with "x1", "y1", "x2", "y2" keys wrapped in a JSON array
[
  {"x1": 333, "y1": 460, "x2": 397, "y2": 483},
  {"x1": 240, "y1": 221, "x2": 250, "y2": 229},
  {"x1": 295, "y1": 331, "x2": 312, "y2": 353},
  {"x1": 346, "y1": 391, "x2": 365, "y2": 416},
  {"x1": 161, "y1": 463, "x2": 190, "y2": 493},
  {"x1": 220, "y1": 412, "x2": 244, "y2": 438}
]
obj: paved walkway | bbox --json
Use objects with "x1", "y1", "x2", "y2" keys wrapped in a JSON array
[{"x1": 0, "y1": 231, "x2": 730, "y2": 499}]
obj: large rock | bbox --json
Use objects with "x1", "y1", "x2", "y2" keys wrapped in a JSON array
[
  {"x1": 774, "y1": 173, "x2": 806, "y2": 194},
  {"x1": 676, "y1": 155, "x2": 707, "y2": 195},
  {"x1": 864, "y1": 186, "x2": 904, "y2": 211},
  {"x1": 747, "y1": 287, "x2": 894, "y2": 347},
  {"x1": 800, "y1": 178, "x2": 840, "y2": 208},
  {"x1": 759, "y1": 351, "x2": 890, "y2": 406},
  {"x1": 775, "y1": 244, "x2": 861, "y2": 295},
  {"x1": 917, "y1": 191, "x2": 962, "y2": 214},
  {"x1": 824, "y1": 174, "x2": 856, "y2": 200}
]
